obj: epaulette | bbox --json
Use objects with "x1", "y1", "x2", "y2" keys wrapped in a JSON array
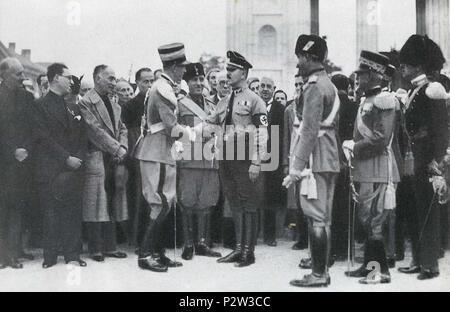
[
  {"x1": 156, "y1": 81, "x2": 178, "y2": 107},
  {"x1": 373, "y1": 91, "x2": 396, "y2": 110},
  {"x1": 425, "y1": 82, "x2": 450, "y2": 100}
]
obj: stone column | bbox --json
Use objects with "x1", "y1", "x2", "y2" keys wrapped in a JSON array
[
  {"x1": 311, "y1": 0, "x2": 319, "y2": 35},
  {"x1": 356, "y1": 0, "x2": 379, "y2": 62},
  {"x1": 416, "y1": 0, "x2": 450, "y2": 66}
]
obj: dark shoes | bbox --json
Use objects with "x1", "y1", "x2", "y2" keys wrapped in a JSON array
[
  {"x1": 91, "y1": 251, "x2": 126, "y2": 262},
  {"x1": 234, "y1": 249, "x2": 255, "y2": 268},
  {"x1": 158, "y1": 254, "x2": 182, "y2": 268},
  {"x1": 181, "y1": 246, "x2": 194, "y2": 260},
  {"x1": 290, "y1": 273, "x2": 328, "y2": 288},
  {"x1": 359, "y1": 272, "x2": 391, "y2": 284},
  {"x1": 298, "y1": 257, "x2": 334, "y2": 269},
  {"x1": 138, "y1": 257, "x2": 168, "y2": 273},
  {"x1": 417, "y1": 270, "x2": 439, "y2": 280},
  {"x1": 104, "y1": 251, "x2": 127, "y2": 259},
  {"x1": 42, "y1": 261, "x2": 57, "y2": 269},
  {"x1": 217, "y1": 249, "x2": 242, "y2": 263},
  {"x1": 398, "y1": 265, "x2": 420, "y2": 274},
  {"x1": 196, "y1": 244, "x2": 222, "y2": 258},
  {"x1": 299, "y1": 257, "x2": 312, "y2": 269},
  {"x1": 90, "y1": 254, "x2": 105, "y2": 262},
  {"x1": 66, "y1": 259, "x2": 87, "y2": 267},
  {"x1": 265, "y1": 240, "x2": 277, "y2": 247},
  {"x1": 292, "y1": 241, "x2": 308, "y2": 250},
  {"x1": 345, "y1": 265, "x2": 371, "y2": 278}
]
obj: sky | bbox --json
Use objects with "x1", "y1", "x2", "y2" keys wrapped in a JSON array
[{"x1": 0, "y1": 0, "x2": 416, "y2": 83}]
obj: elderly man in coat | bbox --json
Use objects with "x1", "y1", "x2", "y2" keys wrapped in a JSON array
[
  {"x1": 0, "y1": 57, "x2": 34, "y2": 269},
  {"x1": 79, "y1": 65, "x2": 128, "y2": 262}
]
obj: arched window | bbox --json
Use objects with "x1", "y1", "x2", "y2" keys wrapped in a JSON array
[{"x1": 258, "y1": 25, "x2": 277, "y2": 60}]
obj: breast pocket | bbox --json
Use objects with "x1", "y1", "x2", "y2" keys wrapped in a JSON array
[{"x1": 234, "y1": 103, "x2": 251, "y2": 126}]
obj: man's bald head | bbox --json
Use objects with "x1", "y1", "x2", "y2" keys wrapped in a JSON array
[
  {"x1": 0, "y1": 57, "x2": 25, "y2": 89},
  {"x1": 259, "y1": 77, "x2": 275, "y2": 103}
]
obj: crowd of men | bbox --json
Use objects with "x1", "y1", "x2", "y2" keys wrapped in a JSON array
[{"x1": 0, "y1": 32, "x2": 449, "y2": 288}]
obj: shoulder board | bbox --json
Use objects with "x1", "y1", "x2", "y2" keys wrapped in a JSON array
[
  {"x1": 307, "y1": 75, "x2": 318, "y2": 84},
  {"x1": 156, "y1": 81, "x2": 177, "y2": 107},
  {"x1": 373, "y1": 91, "x2": 396, "y2": 110},
  {"x1": 425, "y1": 82, "x2": 450, "y2": 100}
]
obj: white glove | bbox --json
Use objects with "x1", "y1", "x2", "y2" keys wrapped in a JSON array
[
  {"x1": 342, "y1": 140, "x2": 355, "y2": 161},
  {"x1": 430, "y1": 175, "x2": 447, "y2": 197},
  {"x1": 395, "y1": 88, "x2": 408, "y2": 105},
  {"x1": 174, "y1": 141, "x2": 184, "y2": 154}
]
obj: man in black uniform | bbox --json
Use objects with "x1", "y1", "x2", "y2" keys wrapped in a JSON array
[
  {"x1": 207, "y1": 51, "x2": 268, "y2": 267},
  {"x1": 397, "y1": 35, "x2": 448, "y2": 280}
]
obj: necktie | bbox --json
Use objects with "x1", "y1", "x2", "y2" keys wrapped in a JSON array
[{"x1": 225, "y1": 91, "x2": 235, "y2": 125}]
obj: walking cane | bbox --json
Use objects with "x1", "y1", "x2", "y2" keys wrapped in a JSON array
[{"x1": 418, "y1": 192, "x2": 437, "y2": 244}]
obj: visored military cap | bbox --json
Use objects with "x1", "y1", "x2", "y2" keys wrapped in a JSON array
[
  {"x1": 183, "y1": 62, "x2": 205, "y2": 81},
  {"x1": 227, "y1": 51, "x2": 253, "y2": 70},
  {"x1": 295, "y1": 34, "x2": 328, "y2": 62},
  {"x1": 356, "y1": 50, "x2": 390, "y2": 75},
  {"x1": 158, "y1": 42, "x2": 189, "y2": 65}
]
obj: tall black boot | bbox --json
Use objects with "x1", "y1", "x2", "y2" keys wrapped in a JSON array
[
  {"x1": 153, "y1": 208, "x2": 182, "y2": 268},
  {"x1": 181, "y1": 210, "x2": 194, "y2": 260},
  {"x1": 138, "y1": 219, "x2": 168, "y2": 272},
  {"x1": 218, "y1": 211, "x2": 243, "y2": 263},
  {"x1": 222, "y1": 217, "x2": 236, "y2": 249},
  {"x1": 292, "y1": 209, "x2": 308, "y2": 250},
  {"x1": 235, "y1": 213, "x2": 256, "y2": 267},
  {"x1": 290, "y1": 226, "x2": 328, "y2": 287},
  {"x1": 359, "y1": 239, "x2": 391, "y2": 284},
  {"x1": 345, "y1": 240, "x2": 372, "y2": 278},
  {"x1": 196, "y1": 211, "x2": 222, "y2": 257}
]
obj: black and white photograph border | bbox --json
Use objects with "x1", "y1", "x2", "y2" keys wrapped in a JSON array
[{"x1": 1, "y1": 0, "x2": 450, "y2": 292}]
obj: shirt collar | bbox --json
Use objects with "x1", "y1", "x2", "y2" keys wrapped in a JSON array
[
  {"x1": 411, "y1": 74, "x2": 428, "y2": 88},
  {"x1": 364, "y1": 86, "x2": 382, "y2": 97},
  {"x1": 306, "y1": 67, "x2": 325, "y2": 78},
  {"x1": 161, "y1": 73, "x2": 176, "y2": 87}
]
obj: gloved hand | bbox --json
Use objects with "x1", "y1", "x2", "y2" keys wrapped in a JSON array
[
  {"x1": 249, "y1": 163, "x2": 261, "y2": 183},
  {"x1": 430, "y1": 175, "x2": 447, "y2": 197},
  {"x1": 342, "y1": 140, "x2": 355, "y2": 161},
  {"x1": 282, "y1": 168, "x2": 303, "y2": 189}
]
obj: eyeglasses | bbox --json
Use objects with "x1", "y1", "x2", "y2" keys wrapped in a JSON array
[
  {"x1": 218, "y1": 81, "x2": 229, "y2": 86},
  {"x1": 251, "y1": 86, "x2": 260, "y2": 92}
]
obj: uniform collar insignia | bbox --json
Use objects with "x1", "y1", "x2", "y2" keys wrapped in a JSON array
[
  {"x1": 411, "y1": 74, "x2": 428, "y2": 88},
  {"x1": 232, "y1": 88, "x2": 243, "y2": 95}
]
